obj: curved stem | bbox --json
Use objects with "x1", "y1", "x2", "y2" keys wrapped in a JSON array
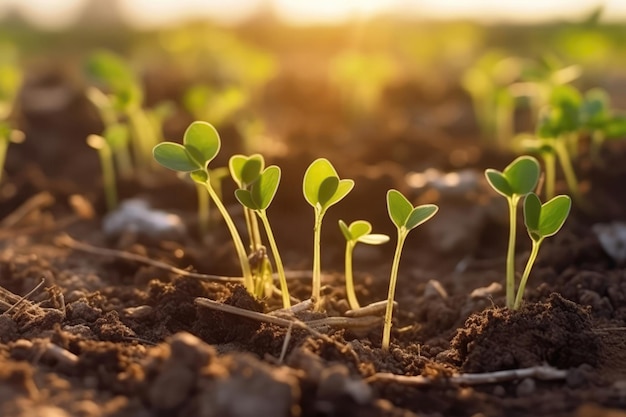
[
  {"x1": 382, "y1": 229, "x2": 406, "y2": 351},
  {"x1": 200, "y1": 180, "x2": 253, "y2": 293},
  {"x1": 514, "y1": 239, "x2": 542, "y2": 310},
  {"x1": 505, "y1": 196, "x2": 519, "y2": 309},
  {"x1": 344, "y1": 241, "x2": 360, "y2": 310},
  {"x1": 312, "y1": 210, "x2": 324, "y2": 310},
  {"x1": 554, "y1": 140, "x2": 581, "y2": 202},
  {"x1": 258, "y1": 211, "x2": 290, "y2": 308}
]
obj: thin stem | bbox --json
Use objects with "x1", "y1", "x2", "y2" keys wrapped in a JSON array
[
  {"x1": 542, "y1": 151, "x2": 556, "y2": 200},
  {"x1": 554, "y1": 139, "x2": 581, "y2": 202},
  {"x1": 514, "y1": 239, "x2": 542, "y2": 310},
  {"x1": 382, "y1": 229, "x2": 407, "y2": 351},
  {"x1": 258, "y1": 211, "x2": 290, "y2": 308},
  {"x1": 196, "y1": 182, "x2": 209, "y2": 237},
  {"x1": 312, "y1": 210, "x2": 324, "y2": 310},
  {"x1": 0, "y1": 138, "x2": 8, "y2": 184},
  {"x1": 344, "y1": 241, "x2": 360, "y2": 310},
  {"x1": 200, "y1": 180, "x2": 253, "y2": 292},
  {"x1": 98, "y1": 145, "x2": 117, "y2": 211},
  {"x1": 505, "y1": 196, "x2": 519, "y2": 309},
  {"x1": 127, "y1": 107, "x2": 156, "y2": 172}
]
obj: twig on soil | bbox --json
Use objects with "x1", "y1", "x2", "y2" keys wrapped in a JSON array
[
  {"x1": 278, "y1": 321, "x2": 293, "y2": 364},
  {"x1": 1, "y1": 191, "x2": 54, "y2": 228},
  {"x1": 367, "y1": 365, "x2": 568, "y2": 387},
  {"x1": 2, "y1": 277, "x2": 46, "y2": 316},
  {"x1": 58, "y1": 234, "x2": 314, "y2": 283},
  {"x1": 195, "y1": 297, "x2": 359, "y2": 363}
]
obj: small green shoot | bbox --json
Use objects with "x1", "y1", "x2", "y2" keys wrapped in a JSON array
[
  {"x1": 86, "y1": 124, "x2": 129, "y2": 211},
  {"x1": 153, "y1": 121, "x2": 253, "y2": 292},
  {"x1": 0, "y1": 124, "x2": 24, "y2": 185},
  {"x1": 383, "y1": 190, "x2": 438, "y2": 351},
  {"x1": 485, "y1": 156, "x2": 540, "y2": 309},
  {"x1": 515, "y1": 193, "x2": 571, "y2": 309},
  {"x1": 235, "y1": 164, "x2": 291, "y2": 308},
  {"x1": 339, "y1": 220, "x2": 389, "y2": 310},
  {"x1": 303, "y1": 158, "x2": 354, "y2": 309}
]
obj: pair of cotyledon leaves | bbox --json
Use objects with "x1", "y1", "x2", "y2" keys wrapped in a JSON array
[
  {"x1": 485, "y1": 155, "x2": 571, "y2": 242},
  {"x1": 153, "y1": 121, "x2": 279, "y2": 211},
  {"x1": 339, "y1": 220, "x2": 389, "y2": 246}
]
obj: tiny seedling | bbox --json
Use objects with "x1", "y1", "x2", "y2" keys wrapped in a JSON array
[
  {"x1": 514, "y1": 192, "x2": 571, "y2": 309},
  {"x1": 303, "y1": 158, "x2": 354, "y2": 309},
  {"x1": 86, "y1": 123, "x2": 129, "y2": 211},
  {"x1": 485, "y1": 156, "x2": 540, "y2": 309},
  {"x1": 153, "y1": 121, "x2": 254, "y2": 292},
  {"x1": 383, "y1": 190, "x2": 438, "y2": 351},
  {"x1": 339, "y1": 220, "x2": 389, "y2": 310},
  {"x1": 235, "y1": 164, "x2": 291, "y2": 308},
  {"x1": 230, "y1": 154, "x2": 273, "y2": 298}
]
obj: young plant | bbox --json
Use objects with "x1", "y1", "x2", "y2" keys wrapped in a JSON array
[
  {"x1": 230, "y1": 154, "x2": 273, "y2": 299},
  {"x1": 339, "y1": 220, "x2": 389, "y2": 310},
  {"x1": 235, "y1": 164, "x2": 291, "y2": 308},
  {"x1": 303, "y1": 158, "x2": 354, "y2": 310},
  {"x1": 485, "y1": 156, "x2": 540, "y2": 309},
  {"x1": 514, "y1": 192, "x2": 571, "y2": 309},
  {"x1": 383, "y1": 190, "x2": 438, "y2": 351},
  {"x1": 86, "y1": 124, "x2": 129, "y2": 211},
  {"x1": 153, "y1": 121, "x2": 253, "y2": 292}
]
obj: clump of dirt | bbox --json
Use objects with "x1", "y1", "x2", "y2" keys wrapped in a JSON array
[{"x1": 451, "y1": 293, "x2": 600, "y2": 372}]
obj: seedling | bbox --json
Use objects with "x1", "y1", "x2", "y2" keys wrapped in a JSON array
[
  {"x1": 184, "y1": 85, "x2": 249, "y2": 127},
  {"x1": 235, "y1": 164, "x2": 291, "y2": 308},
  {"x1": 485, "y1": 156, "x2": 540, "y2": 309},
  {"x1": 303, "y1": 158, "x2": 354, "y2": 309},
  {"x1": 86, "y1": 123, "x2": 129, "y2": 211},
  {"x1": 0, "y1": 123, "x2": 24, "y2": 185},
  {"x1": 194, "y1": 167, "x2": 229, "y2": 237},
  {"x1": 339, "y1": 220, "x2": 389, "y2": 310},
  {"x1": 514, "y1": 192, "x2": 571, "y2": 309},
  {"x1": 383, "y1": 190, "x2": 438, "y2": 351},
  {"x1": 230, "y1": 154, "x2": 273, "y2": 299},
  {"x1": 153, "y1": 121, "x2": 253, "y2": 292}
]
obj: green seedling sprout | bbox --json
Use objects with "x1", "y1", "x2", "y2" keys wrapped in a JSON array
[
  {"x1": 339, "y1": 220, "x2": 389, "y2": 310},
  {"x1": 230, "y1": 154, "x2": 273, "y2": 299},
  {"x1": 303, "y1": 158, "x2": 354, "y2": 310},
  {"x1": 514, "y1": 192, "x2": 571, "y2": 309},
  {"x1": 383, "y1": 190, "x2": 438, "y2": 351},
  {"x1": 0, "y1": 124, "x2": 24, "y2": 185},
  {"x1": 485, "y1": 156, "x2": 540, "y2": 309},
  {"x1": 86, "y1": 124, "x2": 129, "y2": 211},
  {"x1": 153, "y1": 121, "x2": 253, "y2": 292},
  {"x1": 194, "y1": 167, "x2": 229, "y2": 237},
  {"x1": 0, "y1": 47, "x2": 24, "y2": 185},
  {"x1": 235, "y1": 164, "x2": 291, "y2": 308}
]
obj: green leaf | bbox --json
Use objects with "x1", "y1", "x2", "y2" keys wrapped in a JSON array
[
  {"x1": 503, "y1": 156, "x2": 540, "y2": 195},
  {"x1": 358, "y1": 234, "x2": 390, "y2": 245},
  {"x1": 103, "y1": 123, "x2": 129, "y2": 150},
  {"x1": 252, "y1": 166, "x2": 280, "y2": 210},
  {"x1": 338, "y1": 220, "x2": 352, "y2": 241},
  {"x1": 86, "y1": 50, "x2": 135, "y2": 93},
  {"x1": 324, "y1": 179, "x2": 354, "y2": 210},
  {"x1": 235, "y1": 189, "x2": 256, "y2": 210},
  {"x1": 190, "y1": 170, "x2": 208, "y2": 183},
  {"x1": 524, "y1": 193, "x2": 571, "y2": 242},
  {"x1": 406, "y1": 204, "x2": 439, "y2": 230},
  {"x1": 349, "y1": 220, "x2": 372, "y2": 240},
  {"x1": 183, "y1": 122, "x2": 221, "y2": 169},
  {"x1": 303, "y1": 158, "x2": 340, "y2": 207},
  {"x1": 318, "y1": 176, "x2": 339, "y2": 207},
  {"x1": 229, "y1": 154, "x2": 264, "y2": 187},
  {"x1": 485, "y1": 169, "x2": 512, "y2": 197},
  {"x1": 153, "y1": 142, "x2": 200, "y2": 172},
  {"x1": 386, "y1": 189, "x2": 413, "y2": 228},
  {"x1": 604, "y1": 115, "x2": 626, "y2": 138}
]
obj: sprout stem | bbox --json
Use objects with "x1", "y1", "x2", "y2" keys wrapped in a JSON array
[
  {"x1": 505, "y1": 196, "x2": 519, "y2": 309},
  {"x1": 514, "y1": 239, "x2": 542, "y2": 310},
  {"x1": 344, "y1": 241, "x2": 361, "y2": 310},
  {"x1": 98, "y1": 144, "x2": 117, "y2": 212},
  {"x1": 200, "y1": 180, "x2": 253, "y2": 292},
  {"x1": 382, "y1": 228, "x2": 407, "y2": 351},
  {"x1": 554, "y1": 140, "x2": 581, "y2": 202},
  {"x1": 0, "y1": 136, "x2": 8, "y2": 184},
  {"x1": 312, "y1": 210, "x2": 324, "y2": 310},
  {"x1": 196, "y1": 182, "x2": 210, "y2": 237},
  {"x1": 543, "y1": 151, "x2": 556, "y2": 200},
  {"x1": 258, "y1": 211, "x2": 290, "y2": 308}
]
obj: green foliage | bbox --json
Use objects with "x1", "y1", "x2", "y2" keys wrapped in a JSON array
[
  {"x1": 303, "y1": 158, "x2": 354, "y2": 310},
  {"x1": 484, "y1": 156, "x2": 540, "y2": 199},
  {"x1": 340, "y1": 219, "x2": 390, "y2": 310},
  {"x1": 382, "y1": 189, "x2": 438, "y2": 351},
  {"x1": 235, "y1": 166, "x2": 280, "y2": 212},
  {"x1": 514, "y1": 193, "x2": 571, "y2": 309},
  {"x1": 229, "y1": 154, "x2": 264, "y2": 188}
]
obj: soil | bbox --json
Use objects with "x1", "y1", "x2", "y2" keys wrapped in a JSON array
[{"x1": 4, "y1": 35, "x2": 626, "y2": 417}]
